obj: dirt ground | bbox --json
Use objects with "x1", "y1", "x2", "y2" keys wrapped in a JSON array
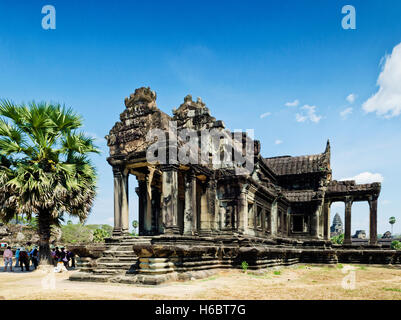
[{"x1": 0, "y1": 263, "x2": 401, "y2": 300}]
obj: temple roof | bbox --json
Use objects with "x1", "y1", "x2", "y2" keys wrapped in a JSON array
[
  {"x1": 264, "y1": 153, "x2": 328, "y2": 176},
  {"x1": 327, "y1": 180, "x2": 381, "y2": 193},
  {"x1": 263, "y1": 140, "x2": 330, "y2": 176}
]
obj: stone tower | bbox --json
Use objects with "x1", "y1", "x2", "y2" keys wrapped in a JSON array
[{"x1": 330, "y1": 213, "x2": 344, "y2": 237}]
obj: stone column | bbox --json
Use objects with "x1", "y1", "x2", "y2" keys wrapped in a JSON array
[
  {"x1": 238, "y1": 186, "x2": 248, "y2": 234},
  {"x1": 144, "y1": 174, "x2": 153, "y2": 234},
  {"x1": 121, "y1": 169, "x2": 129, "y2": 234},
  {"x1": 112, "y1": 167, "x2": 129, "y2": 236},
  {"x1": 206, "y1": 179, "x2": 217, "y2": 232},
  {"x1": 368, "y1": 196, "x2": 378, "y2": 246},
  {"x1": 271, "y1": 200, "x2": 278, "y2": 236},
  {"x1": 161, "y1": 165, "x2": 180, "y2": 234},
  {"x1": 112, "y1": 167, "x2": 122, "y2": 236},
  {"x1": 313, "y1": 206, "x2": 320, "y2": 238},
  {"x1": 343, "y1": 197, "x2": 353, "y2": 245},
  {"x1": 184, "y1": 171, "x2": 196, "y2": 235},
  {"x1": 136, "y1": 179, "x2": 146, "y2": 236},
  {"x1": 199, "y1": 183, "x2": 210, "y2": 234},
  {"x1": 323, "y1": 201, "x2": 331, "y2": 240}
]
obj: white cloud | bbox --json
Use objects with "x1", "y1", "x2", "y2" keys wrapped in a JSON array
[
  {"x1": 296, "y1": 104, "x2": 322, "y2": 123},
  {"x1": 275, "y1": 139, "x2": 283, "y2": 145},
  {"x1": 346, "y1": 93, "x2": 356, "y2": 104},
  {"x1": 260, "y1": 112, "x2": 271, "y2": 119},
  {"x1": 285, "y1": 99, "x2": 299, "y2": 107},
  {"x1": 362, "y1": 42, "x2": 401, "y2": 118},
  {"x1": 341, "y1": 172, "x2": 384, "y2": 184},
  {"x1": 340, "y1": 107, "x2": 353, "y2": 119}
]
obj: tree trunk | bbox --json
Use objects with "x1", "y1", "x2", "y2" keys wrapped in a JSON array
[{"x1": 38, "y1": 209, "x2": 53, "y2": 265}]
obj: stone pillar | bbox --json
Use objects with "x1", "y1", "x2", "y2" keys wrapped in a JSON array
[
  {"x1": 313, "y1": 206, "x2": 320, "y2": 238},
  {"x1": 112, "y1": 167, "x2": 122, "y2": 236},
  {"x1": 121, "y1": 169, "x2": 129, "y2": 234},
  {"x1": 368, "y1": 196, "x2": 378, "y2": 246},
  {"x1": 323, "y1": 201, "x2": 331, "y2": 240},
  {"x1": 184, "y1": 171, "x2": 196, "y2": 235},
  {"x1": 238, "y1": 185, "x2": 248, "y2": 234},
  {"x1": 271, "y1": 200, "x2": 278, "y2": 236},
  {"x1": 343, "y1": 197, "x2": 353, "y2": 246},
  {"x1": 199, "y1": 183, "x2": 210, "y2": 234},
  {"x1": 161, "y1": 165, "x2": 180, "y2": 234},
  {"x1": 136, "y1": 179, "x2": 146, "y2": 236},
  {"x1": 112, "y1": 167, "x2": 129, "y2": 236},
  {"x1": 144, "y1": 174, "x2": 153, "y2": 234},
  {"x1": 206, "y1": 179, "x2": 217, "y2": 232}
]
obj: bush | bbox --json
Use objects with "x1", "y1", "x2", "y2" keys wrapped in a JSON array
[
  {"x1": 241, "y1": 261, "x2": 249, "y2": 273},
  {"x1": 93, "y1": 228, "x2": 111, "y2": 243},
  {"x1": 331, "y1": 234, "x2": 344, "y2": 244},
  {"x1": 391, "y1": 240, "x2": 401, "y2": 250}
]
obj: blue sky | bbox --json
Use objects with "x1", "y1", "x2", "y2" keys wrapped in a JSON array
[{"x1": 0, "y1": 0, "x2": 400, "y2": 234}]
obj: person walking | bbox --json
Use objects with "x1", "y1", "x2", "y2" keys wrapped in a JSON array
[
  {"x1": 3, "y1": 246, "x2": 13, "y2": 272},
  {"x1": 68, "y1": 250, "x2": 76, "y2": 268},
  {"x1": 14, "y1": 247, "x2": 20, "y2": 268},
  {"x1": 31, "y1": 248, "x2": 39, "y2": 270},
  {"x1": 51, "y1": 248, "x2": 57, "y2": 266},
  {"x1": 19, "y1": 248, "x2": 30, "y2": 271},
  {"x1": 59, "y1": 247, "x2": 68, "y2": 268}
]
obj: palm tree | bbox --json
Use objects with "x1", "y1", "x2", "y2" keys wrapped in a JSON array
[
  {"x1": 0, "y1": 100, "x2": 99, "y2": 265},
  {"x1": 389, "y1": 216, "x2": 396, "y2": 235}
]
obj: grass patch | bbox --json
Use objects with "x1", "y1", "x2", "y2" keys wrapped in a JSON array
[
  {"x1": 336, "y1": 264, "x2": 343, "y2": 269},
  {"x1": 358, "y1": 265, "x2": 368, "y2": 271},
  {"x1": 382, "y1": 288, "x2": 401, "y2": 292},
  {"x1": 273, "y1": 270, "x2": 281, "y2": 276},
  {"x1": 200, "y1": 276, "x2": 218, "y2": 282}
]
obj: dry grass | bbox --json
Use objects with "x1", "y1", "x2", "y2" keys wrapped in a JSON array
[{"x1": 0, "y1": 264, "x2": 400, "y2": 300}]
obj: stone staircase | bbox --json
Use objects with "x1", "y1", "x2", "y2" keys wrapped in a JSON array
[{"x1": 70, "y1": 236, "x2": 152, "y2": 283}]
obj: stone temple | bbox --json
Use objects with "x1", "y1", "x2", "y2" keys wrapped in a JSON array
[
  {"x1": 330, "y1": 213, "x2": 344, "y2": 237},
  {"x1": 70, "y1": 87, "x2": 401, "y2": 285}
]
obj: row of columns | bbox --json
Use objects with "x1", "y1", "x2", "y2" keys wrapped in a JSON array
[
  {"x1": 322, "y1": 196, "x2": 378, "y2": 245},
  {"x1": 113, "y1": 164, "x2": 214, "y2": 236}
]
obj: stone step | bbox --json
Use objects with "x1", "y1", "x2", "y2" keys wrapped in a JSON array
[
  {"x1": 98, "y1": 257, "x2": 138, "y2": 263},
  {"x1": 102, "y1": 252, "x2": 136, "y2": 259},
  {"x1": 69, "y1": 272, "x2": 111, "y2": 283},
  {"x1": 92, "y1": 268, "x2": 123, "y2": 275},
  {"x1": 103, "y1": 250, "x2": 136, "y2": 256},
  {"x1": 96, "y1": 262, "x2": 136, "y2": 269}
]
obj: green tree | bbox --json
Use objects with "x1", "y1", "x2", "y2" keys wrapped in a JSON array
[
  {"x1": 132, "y1": 220, "x2": 139, "y2": 236},
  {"x1": 0, "y1": 101, "x2": 98, "y2": 265},
  {"x1": 389, "y1": 216, "x2": 396, "y2": 235},
  {"x1": 391, "y1": 240, "x2": 401, "y2": 250}
]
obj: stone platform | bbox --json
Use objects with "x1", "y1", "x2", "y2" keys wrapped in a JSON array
[{"x1": 68, "y1": 235, "x2": 401, "y2": 285}]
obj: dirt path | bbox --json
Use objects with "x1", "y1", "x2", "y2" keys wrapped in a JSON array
[{"x1": 0, "y1": 264, "x2": 401, "y2": 300}]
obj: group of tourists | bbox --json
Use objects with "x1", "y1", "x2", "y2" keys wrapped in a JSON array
[
  {"x1": 3, "y1": 246, "x2": 39, "y2": 272},
  {"x1": 2, "y1": 245, "x2": 75, "y2": 272},
  {"x1": 51, "y1": 247, "x2": 76, "y2": 269}
]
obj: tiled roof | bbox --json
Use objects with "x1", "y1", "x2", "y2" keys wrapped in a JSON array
[{"x1": 264, "y1": 153, "x2": 329, "y2": 176}]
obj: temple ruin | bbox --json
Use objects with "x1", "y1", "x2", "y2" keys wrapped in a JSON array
[
  {"x1": 106, "y1": 87, "x2": 380, "y2": 245},
  {"x1": 70, "y1": 87, "x2": 401, "y2": 285}
]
